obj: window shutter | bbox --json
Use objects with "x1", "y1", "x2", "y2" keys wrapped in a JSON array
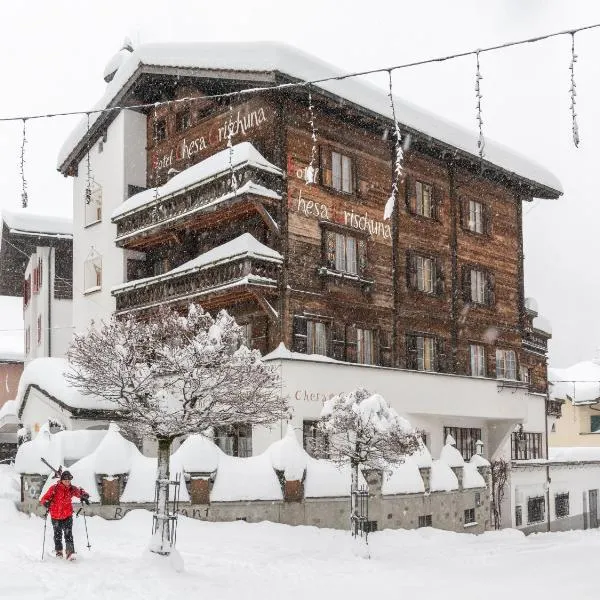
[
  {"x1": 320, "y1": 146, "x2": 332, "y2": 187},
  {"x1": 404, "y1": 175, "x2": 412, "y2": 213},
  {"x1": 432, "y1": 185, "x2": 443, "y2": 220},
  {"x1": 325, "y1": 230, "x2": 336, "y2": 270},
  {"x1": 332, "y1": 321, "x2": 345, "y2": 361},
  {"x1": 459, "y1": 199, "x2": 466, "y2": 229},
  {"x1": 346, "y1": 325, "x2": 358, "y2": 363},
  {"x1": 436, "y1": 338, "x2": 447, "y2": 372},
  {"x1": 483, "y1": 204, "x2": 492, "y2": 236},
  {"x1": 406, "y1": 334, "x2": 418, "y2": 369},
  {"x1": 406, "y1": 251, "x2": 417, "y2": 290},
  {"x1": 292, "y1": 316, "x2": 308, "y2": 353},
  {"x1": 486, "y1": 272, "x2": 496, "y2": 306},
  {"x1": 461, "y1": 267, "x2": 471, "y2": 302},
  {"x1": 435, "y1": 257, "x2": 444, "y2": 295},
  {"x1": 358, "y1": 239, "x2": 367, "y2": 276},
  {"x1": 373, "y1": 329, "x2": 381, "y2": 366}
]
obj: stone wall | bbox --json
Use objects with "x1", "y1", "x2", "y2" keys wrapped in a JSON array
[{"x1": 19, "y1": 470, "x2": 489, "y2": 535}]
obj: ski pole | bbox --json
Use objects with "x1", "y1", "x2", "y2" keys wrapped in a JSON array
[
  {"x1": 81, "y1": 506, "x2": 91, "y2": 550},
  {"x1": 41, "y1": 509, "x2": 49, "y2": 561}
]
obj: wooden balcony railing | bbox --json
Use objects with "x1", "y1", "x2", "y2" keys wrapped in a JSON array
[
  {"x1": 113, "y1": 256, "x2": 280, "y2": 314},
  {"x1": 522, "y1": 330, "x2": 548, "y2": 356},
  {"x1": 113, "y1": 166, "x2": 281, "y2": 246}
]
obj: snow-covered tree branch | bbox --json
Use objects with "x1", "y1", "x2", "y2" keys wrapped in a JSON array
[{"x1": 66, "y1": 304, "x2": 286, "y2": 554}]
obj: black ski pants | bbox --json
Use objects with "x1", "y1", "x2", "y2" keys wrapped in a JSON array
[{"x1": 51, "y1": 516, "x2": 74, "y2": 554}]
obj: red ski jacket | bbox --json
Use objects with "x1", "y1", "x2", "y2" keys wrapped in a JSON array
[{"x1": 40, "y1": 482, "x2": 87, "y2": 520}]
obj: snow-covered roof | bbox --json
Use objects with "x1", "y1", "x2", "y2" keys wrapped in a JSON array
[
  {"x1": 548, "y1": 447, "x2": 600, "y2": 462},
  {"x1": 112, "y1": 233, "x2": 282, "y2": 294},
  {"x1": 111, "y1": 142, "x2": 283, "y2": 221},
  {"x1": 15, "y1": 357, "x2": 119, "y2": 415},
  {"x1": 0, "y1": 349, "x2": 24, "y2": 362},
  {"x1": 1, "y1": 209, "x2": 72, "y2": 238},
  {"x1": 263, "y1": 342, "x2": 341, "y2": 364},
  {"x1": 533, "y1": 315, "x2": 552, "y2": 335},
  {"x1": 549, "y1": 360, "x2": 600, "y2": 404},
  {"x1": 58, "y1": 42, "x2": 561, "y2": 197}
]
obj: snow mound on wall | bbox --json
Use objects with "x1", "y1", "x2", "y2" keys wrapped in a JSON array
[
  {"x1": 210, "y1": 452, "x2": 282, "y2": 502},
  {"x1": 462, "y1": 463, "x2": 486, "y2": 489},
  {"x1": 412, "y1": 441, "x2": 433, "y2": 468},
  {"x1": 382, "y1": 457, "x2": 425, "y2": 495},
  {"x1": 269, "y1": 425, "x2": 308, "y2": 481},
  {"x1": 93, "y1": 423, "x2": 137, "y2": 475},
  {"x1": 439, "y1": 442, "x2": 465, "y2": 468},
  {"x1": 171, "y1": 434, "x2": 220, "y2": 473},
  {"x1": 469, "y1": 453, "x2": 490, "y2": 468},
  {"x1": 430, "y1": 460, "x2": 459, "y2": 492}
]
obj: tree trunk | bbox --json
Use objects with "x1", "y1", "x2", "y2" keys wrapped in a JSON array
[
  {"x1": 350, "y1": 459, "x2": 359, "y2": 535},
  {"x1": 151, "y1": 437, "x2": 173, "y2": 555}
]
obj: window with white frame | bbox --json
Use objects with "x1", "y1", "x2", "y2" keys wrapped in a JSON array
[
  {"x1": 415, "y1": 181, "x2": 433, "y2": 218},
  {"x1": 407, "y1": 334, "x2": 436, "y2": 371},
  {"x1": 468, "y1": 200, "x2": 484, "y2": 233},
  {"x1": 334, "y1": 232, "x2": 358, "y2": 274},
  {"x1": 84, "y1": 182, "x2": 102, "y2": 226},
  {"x1": 307, "y1": 320, "x2": 328, "y2": 356},
  {"x1": 470, "y1": 269, "x2": 486, "y2": 304},
  {"x1": 496, "y1": 349, "x2": 517, "y2": 380},
  {"x1": 470, "y1": 344, "x2": 486, "y2": 377},
  {"x1": 520, "y1": 365, "x2": 531, "y2": 384},
  {"x1": 414, "y1": 255, "x2": 435, "y2": 293},
  {"x1": 213, "y1": 424, "x2": 252, "y2": 457},
  {"x1": 84, "y1": 251, "x2": 102, "y2": 292},
  {"x1": 331, "y1": 151, "x2": 353, "y2": 193},
  {"x1": 357, "y1": 328, "x2": 374, "y2": 365}
]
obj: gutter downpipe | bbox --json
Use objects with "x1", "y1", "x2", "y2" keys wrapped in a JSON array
[{"x1": 545, "y1": 391, "x2": 551, "y2": 532}]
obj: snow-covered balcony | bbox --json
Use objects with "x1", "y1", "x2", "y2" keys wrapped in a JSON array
[
  {"x1": 111, "y1": 142, "x2": 283, "y2": 249},
  {"x1": 112, "y1": 233, "x2": 282, "y2": 315}
]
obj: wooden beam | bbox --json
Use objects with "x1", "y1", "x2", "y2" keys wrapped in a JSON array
[
  {"x1": 251, "y1": 200, "x2": 280, "y2": 237},
  {"x1": 253, "y1": 292, "x2": 279, "y2": 322}
]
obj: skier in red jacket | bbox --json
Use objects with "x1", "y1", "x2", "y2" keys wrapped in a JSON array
[{"x1": 39, "y1": 470, "x2": 90, "y2": 559}]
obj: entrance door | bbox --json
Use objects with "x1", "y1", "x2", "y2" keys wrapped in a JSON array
[{"x1": 590, "y1": 490, "x2": 599, "y2": 529}]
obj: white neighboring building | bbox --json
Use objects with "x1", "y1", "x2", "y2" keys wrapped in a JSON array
[{"x1": 0, "y1": 209, "x2": 73, "y2": 363}]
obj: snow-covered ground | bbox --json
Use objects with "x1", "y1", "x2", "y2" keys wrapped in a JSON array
[{"x1": 1, "y1": 465, "x2": 599, "y2": 599}]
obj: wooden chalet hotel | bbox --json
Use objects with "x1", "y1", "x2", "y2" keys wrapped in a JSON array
[{"x1": 58, "y1": 42, "x2": 561, "y2": 461}]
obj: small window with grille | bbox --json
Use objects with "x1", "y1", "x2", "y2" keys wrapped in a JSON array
[
  {"x1": 527, "y1": 496, "x2": 545, "y2": 524},
  {"x1": 555, "y1": 493, "x2": 569, "y2": 519},
  {"x1": 464, "y1": 508, "x2": 476, "y2": 525},
  {"x1": 418, "y1": 515, "x2": 432, "y2": 528}
]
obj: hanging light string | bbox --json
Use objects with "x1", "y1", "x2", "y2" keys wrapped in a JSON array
[
  {"x1": 569, "y1": 32, "x2": 580, "y2": 147},
  {"x1": 384, "y1": 70, "x2": 403, "y2": 221},
  {"x1": 475, "y1": 51, "x2": 485, "y2": 162},
  {"x1": 227, "y1": 94, "x2": 239, "y2": 193},
  {"x1": 84, "y1": 112, "x2": 93, "y2": 203},
  {"x1": 1, "y1": 23, "x2": 599, "y2": 125},
  {"x1": 19, "y1": 119, "x2": 28, "y2": 208},
  {"x1": 305, "y1": 87, "x2": 318, "y2": 185}
]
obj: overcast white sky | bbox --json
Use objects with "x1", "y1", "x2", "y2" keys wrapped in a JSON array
[{"x1": 0, "y1": 0, "x2": 598, "y2": 367}]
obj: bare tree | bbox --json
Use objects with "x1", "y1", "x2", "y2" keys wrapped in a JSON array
[
  {"x1": 66, "y1": 304, "x2": 285, "y2": 555},
  {"x1": 314, "y1": 388, "x2": 421, "y2": 534},
  {"x1": 490, "y1": 458, "x2": 509, "y2": 529}
]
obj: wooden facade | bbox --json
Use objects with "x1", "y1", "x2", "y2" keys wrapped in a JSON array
[{"x1": 108, "y1": 75, "x2": 553, "y2": 394}]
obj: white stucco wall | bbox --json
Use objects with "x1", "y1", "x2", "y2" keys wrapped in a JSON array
[
  {"x1": 249, "y1": 358, "x2": 533, "y2": 458},
  {"x1": 23, "y1": 247, "x2": 73, "y2": 363},
  {"x1": 72, "y1": 109, "x2": 146, "y2": 332}
]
